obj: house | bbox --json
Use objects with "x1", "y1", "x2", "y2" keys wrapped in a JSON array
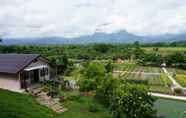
[{"x1": 0, "y1": 54, "x2": 52, "y2": 92}]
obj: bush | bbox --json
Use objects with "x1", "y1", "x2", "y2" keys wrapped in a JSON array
[
  {"x1": 41, "y1": 85, "x2": 50, "y2": 92},
  {"x1": 59, "y1": 96, "x2": 65, "y2": 102},
  {"x1": 78, "y1": 79, "x2": 96, "y2": 92},
  {"x1": 88, "y1": 103, "x2": 99, "y2": 112},
  {"x1": 174, "y1": 88, "x2": 183, "y2": 95},
  {"x1": 126, "y1": 79, "x2": 148, "y2": 85},
  {"x1": 67, "y1": 95, "x2": 80, "y2": 101}
]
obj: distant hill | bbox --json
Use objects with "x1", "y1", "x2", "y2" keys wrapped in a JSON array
[{"x1": 2, "y1": 30, "x2": 186, "y2": 45}]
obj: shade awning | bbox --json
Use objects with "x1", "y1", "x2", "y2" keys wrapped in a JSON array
[{"x1": 24, "y1": 65, "x2": 48, "y2": 71}]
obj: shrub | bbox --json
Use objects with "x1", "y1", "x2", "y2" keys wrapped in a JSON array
[
  {"x1": 88, "y1": 103, "x2": 99, "y2": 112},
  {"x1": 59, "y1": 96, "x2": 65, "y2": 102},
  {"x1": 67, "y1": 95, "x2": 80, "y2": 101},
  {"x1": 78, "y1": 79, "x2": 96, "y2": 92},
  {"x1": 174, "y1": 88, "x2": 183, "y2": 95},
  {"x1": 126, "y1": 79, "x2": 148, "y2": 85},
  {"x1": 41, "y1": 85, "x2": 50, "y2": 92}
]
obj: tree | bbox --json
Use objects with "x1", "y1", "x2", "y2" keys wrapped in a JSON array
[
  {"x1": 48, "y1": 55, "x2": 74, "y2": 75},
  {"x1": 139, "y1": 53, "x2": 164, "y2": 66},
  {"x1": 105, "y1": 60, "x2": 114, "y2": 73},
  {"x1": 133, "y1": 41, "x2": 145, "y2": 59},
  {"x1": 95, "y1": 77, "x2": 156, "y2": 118},
  {"x1": 79, "y1": 62, "x2": 106, "y2": 92},
  {"x1": 109, "y1": 82, "x2": 156, "y2": 118},
  {"x1": 166, "y1": 52, "x2": 186, "y2": 65},
  {"x1": 95, "y1": 73, "x2": 115, "y2": 106},
  {"x1": 93, "y1": 44, "x2": 112, "y2": 53}
]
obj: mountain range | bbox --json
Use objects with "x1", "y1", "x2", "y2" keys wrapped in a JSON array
[{"x1": 2, "y1": 30, "x2": 186, "y2": 45}]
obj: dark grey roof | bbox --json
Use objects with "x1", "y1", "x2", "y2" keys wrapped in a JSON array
[{"x1": 0, "y1": 54, "x2": 40, "y2": 74}]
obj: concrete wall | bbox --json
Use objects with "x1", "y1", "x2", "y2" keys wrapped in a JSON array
[{"x1": 0, "y1": 73, "x2": 22, "y2": 92}]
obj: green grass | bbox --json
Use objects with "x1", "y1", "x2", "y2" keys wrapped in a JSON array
[
  {"x1": 149, "y1": 86, "x2": 172, "y2": 94},
  {"x1": 167, "y1": 68, "x2": 186, "y2": 87},
  {"x1": 0, "y1": 89, "x2": 57, "y2": 118},
  {"x1": 155, "y1": 98, "x2": 186, "y2": 118},
  {"x1": 167, "y1": 68, "x2": 186, "y2": 75},
  {"x1": 143, "y1": 47, "x2": 186, "y2": 56},
  {"x1": 60, "y1": 91, "x2": 112, "y2": 118},
  {"x1": 175, "y1": 74, "x2": 186, "y2": 87},
  {"x1": 0, "y1": 89, "x2": 112, "y2": 118}
]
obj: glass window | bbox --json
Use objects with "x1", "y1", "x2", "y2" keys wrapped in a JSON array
[
  {"x1": 40, "y1": 68, "x2": 48, "y2": 77},
  {"x1": 44, "y1": 68, "x2": 48, "y2": 75}
]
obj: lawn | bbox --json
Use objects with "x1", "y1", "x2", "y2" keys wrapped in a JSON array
[
  {"x1": 60, "y1": 90, "x2": 112, "y2": 118},
  {"x1": 0, "y1": 89, "x2": 112, "y2": 118},
  {"x1": 0, "y1": 89, "x2": 57, "y2": 118},
  {"x1": 155, "y1": 98, "x2": 186, "y2": 118},
  {"x1": 1, "y1": 88, "x2": 186, "y2": 118}
]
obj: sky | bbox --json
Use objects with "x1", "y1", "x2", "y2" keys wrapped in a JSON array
[{"x1": 0, "y1": 0, "x2": 186, "y2": 38}]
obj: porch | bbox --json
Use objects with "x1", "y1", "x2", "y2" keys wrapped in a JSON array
[{"x1": 20, "y1": 65, "x2": 49, "y2": 89}]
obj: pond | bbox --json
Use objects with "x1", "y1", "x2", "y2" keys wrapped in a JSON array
[{"x1": 155, "y1": 98, "x2": 186, "y2": 118}]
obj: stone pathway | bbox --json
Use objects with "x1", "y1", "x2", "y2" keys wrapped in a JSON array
[
  {"x1": 28, "y1": 86, "x2": 67, "y2": 113},
  {"x1": 36, "y1": 92, "x2": 67, "y2": 113}
]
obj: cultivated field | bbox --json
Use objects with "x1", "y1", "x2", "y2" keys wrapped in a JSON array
[
  {"x1": 114, "y1": 63, "x2": 172, "y2": 93},
  {"x1": 143, "y1": 47, "x2": 186, "y2": 55},
  {"x1": 167, "y1": 68, "x2": 186, "y2": 87}
]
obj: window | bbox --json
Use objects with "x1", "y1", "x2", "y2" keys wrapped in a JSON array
[
  {"x1": 25, "y1": 71, "x2": 29, "y2": 79},
  {"x1": 40, "y1": 68, "x2": 48, "y2": 77},
  {"x1": 44, "y1": 68, "x2": 48, "y2": 75},
  {"x1": 40, "y1": 68, "x2": 45, "y2": 77}
]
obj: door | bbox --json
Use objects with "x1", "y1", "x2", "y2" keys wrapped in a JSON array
[
  {"x1": 20, "y1": 72, "x2": 27, "y2": 89},
  {"x1": 33, "y1": 69, "x2": 39, "y2": 83}
]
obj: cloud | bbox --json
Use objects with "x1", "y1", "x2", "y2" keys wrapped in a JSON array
[{"x1": 0, "y1": 0, "x2": 186, "y2": 38}]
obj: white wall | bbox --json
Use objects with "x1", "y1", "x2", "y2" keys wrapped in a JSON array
[
  {"x1": 0, "y1": 73, "x2": 22, "y2": 92},
  {"x1": 0, "y1": 57, "x2": 51, "y2": 92}
]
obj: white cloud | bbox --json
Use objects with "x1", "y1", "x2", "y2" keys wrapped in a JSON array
[{"x1": 0, "y1": 0, "x2": 186, "y2": 38}]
